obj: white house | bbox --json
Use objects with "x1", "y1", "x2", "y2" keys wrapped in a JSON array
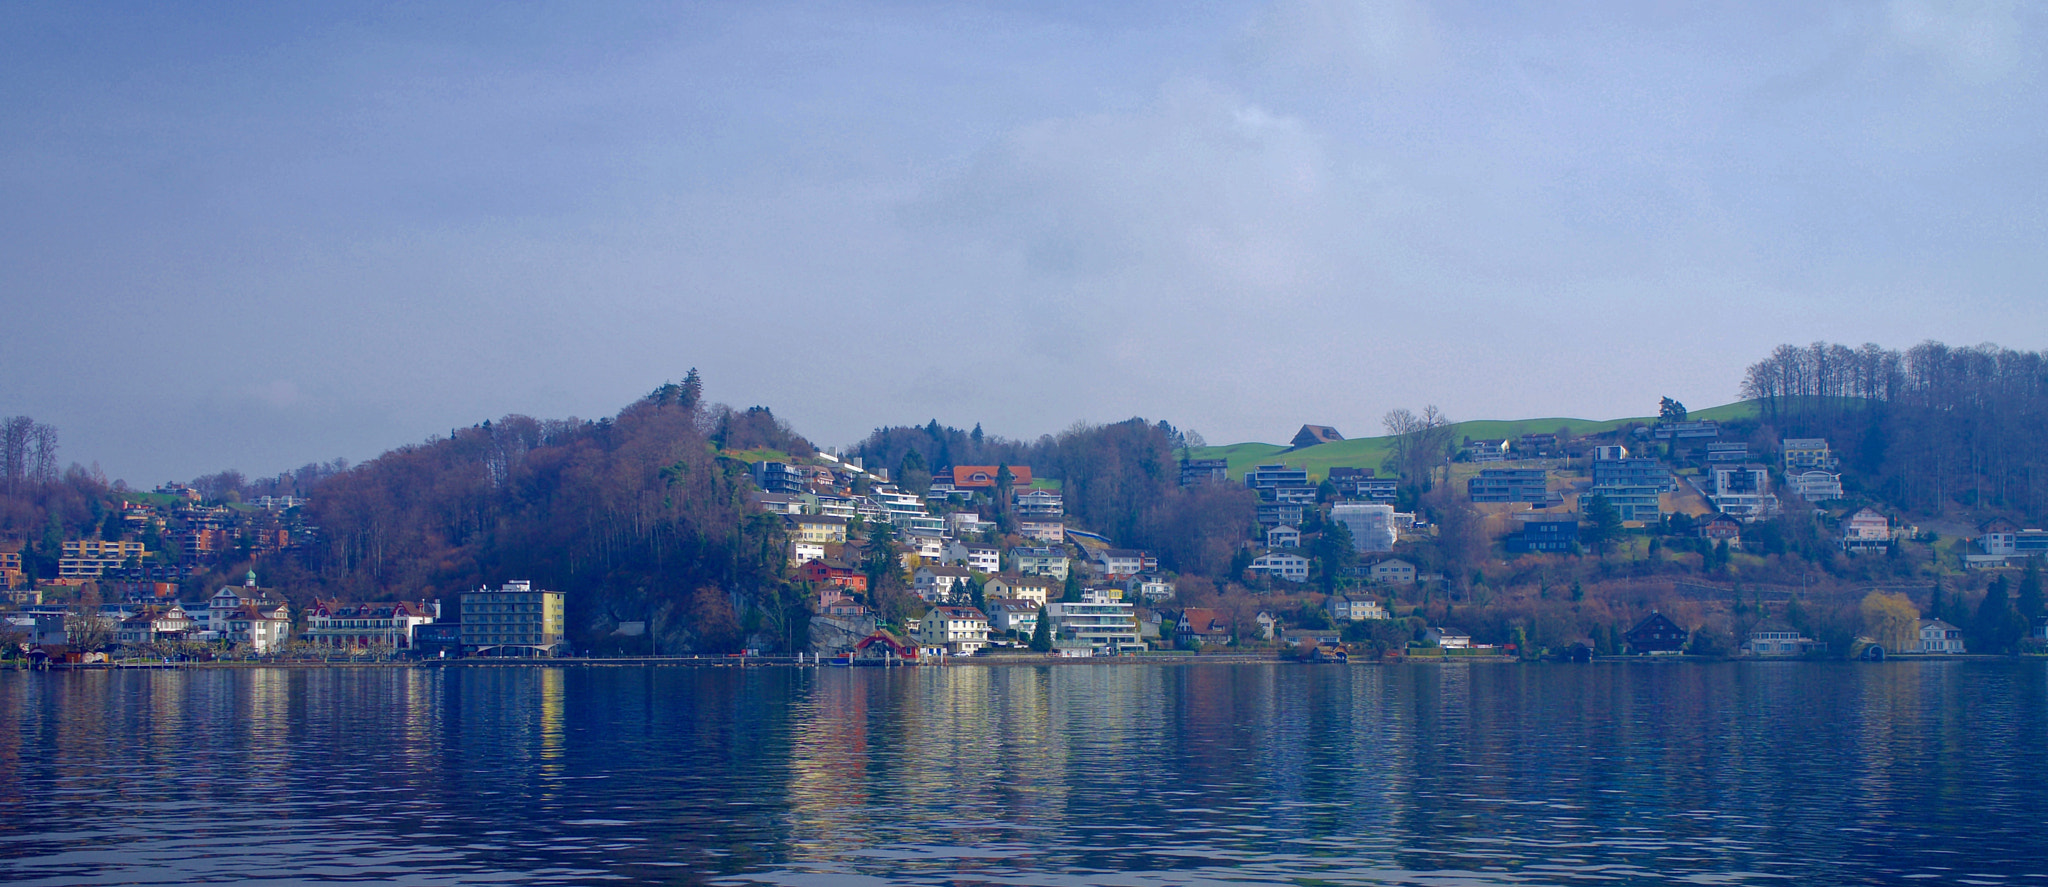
[
  {"x1": 303, "y1": 600, "x2": 438, "y2": 649},
  {"x1": 1249, "y1": 552, "x2": 1310, "y2": 582},
  {"x1": 984, "y1": 598, "x2": 1040, "y2": 639},
  {"x1": 1370, "y1": 559, "x2": 1418, "y2": 585},
  {"x1": 944, "y1": 541, "x2": 1002, "y2": 573},
  {"x1": 1012, "y1": 547, "x2": 1070, "y2": 580},
  {"x1": 1918, "y1": 619, "x2": 1965, "y2": 654},
  {"x1": 1842, "y1": 509, "x2": 1891, "y2": 552},
  {"x1": 1787, "y1": 470, "x2": 1844, "y2": 501},
  {"x1": 984, "y1": 574, "x2": 1056, "y2": 607},
  {"x1": 1046, "y1": 590, "x2": 1143, "y2": 654},
  {"x1": 1018, "y1": 517, "x2": 1065, "y2": 544},
  {"x1": 790, "y1": 541, "x2": 826, "y2": 565},
  {"x1": 1092, "y1": 549, "x2": 1144, "y2": 578},
  {"x1": 1266, "y1": 525, "x2": 1301, "y2": 549},
  {"x1": 913, "y1": 565, "x2": 975, "y2": 603},
  {"x1": 1425, "y1": 627, "x2": 1471, "y2": 649},
  {"x1": 225, "y1": 605, "x2": 291, "y2": 653}
]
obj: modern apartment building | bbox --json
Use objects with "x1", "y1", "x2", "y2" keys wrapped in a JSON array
[{"x1": 460, "y1": 580, "x2": 566, "y2": 655}]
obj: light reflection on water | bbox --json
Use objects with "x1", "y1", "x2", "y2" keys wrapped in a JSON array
[{"x1": 0, "y1": 661, "x2": 2042, "y2": 886}]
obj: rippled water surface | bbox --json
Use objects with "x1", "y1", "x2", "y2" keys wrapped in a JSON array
[{"x1": 2, "y1": 661, "x2": 2045, "y2": 885}]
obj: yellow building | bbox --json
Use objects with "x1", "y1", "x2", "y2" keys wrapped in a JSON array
[
  {"x1": 786, "y1": 514, "x2": 849, "y2": 544},
  {"x1": 460, "y1": 581, "x2": 566, "y2": 655},
  {"x1": 58, "y1": 539, "x2": 149, "y2": 579}
]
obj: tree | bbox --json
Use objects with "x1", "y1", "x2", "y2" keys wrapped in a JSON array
[
  {"x1": 1382, "y1": 406, "x2": 1455, "y2": 491},
  {"x1": 1583, "y1": 494, "x2": 1622, "y2": 556},
  {"x1": 1659, "y1": 397, "x2": 1688, "y2": 422},
  {"x1": 65, "y1": 585, "x2": 114, "y2": 653},
  {"x1": 2019, "y1": 559, "x2": 2044, "y2": 621},
  {"x1": 1029, "y1": 605, "x2": 1053, "y2": 651},
  {"x1": 1973, "y1": 575, "x2": 2026, "y2": 653},
  {"x1": 1860, "y1": 591, "x2": 1919, "y2": 653},
  {"x1": 898, "y1": 448, "x2": 931, "y2": 496},
  {"x1": 1312, "y1": 518, "x2": 1356, "y2": 594},
  {"x1": 1062, "y1": 569, "x2": 1083, "y2": 603}
]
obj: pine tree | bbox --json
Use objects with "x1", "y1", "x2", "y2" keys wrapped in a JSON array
[
  {"x1": 1029, "y1": 605, "x2": 1053, "y2": 651},
  {"x1": 680, "y1": 368, "x2": 703, "y2": 411},
  {"x1": 2018, "y1": 559, "x2": 2044, "y2": 621}
]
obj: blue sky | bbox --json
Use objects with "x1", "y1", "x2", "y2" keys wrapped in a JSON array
[{"x1": 4, "y1": 1, "x2": 2044, "y2": 484}]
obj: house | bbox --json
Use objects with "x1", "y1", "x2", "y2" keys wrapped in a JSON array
[
  {"x1": 1977, "y1": 518, "x2": 2021, "y2": 556},
  {"x1": 1327, "y1": 467, "x2": 1392, "y2": 502},
  {"x1": 1268, "y1": 484, "x2": 1318, "y2": 504},
  {"x1": 1369, "y1": 559, "x2": 1417, "y2": 585},
  {"x1": 1743, "y1": 619, "x2": 1825, "y2": 656},
  {"x1": 208, "y1": 573, "x2": 284, "y2": 635},
  {"x1": 1468, "y1": 468, "x2": 1549, "y2": 503},
  {"x1": 913, "y1": 565, "x2": 975, "y2": 603},
  {"x1": 1699, "y1": 514, "x2": 1744, "y2": 548},
  {"x1": 1624, "y1": 612, "x2": 1689, "y2": 654},
  {"x1": 1586, "y1": 485, "x2": 1666, "y2": 524},
  {"x1": 1704, "y1": 442, "x2": 1749, "y2": 463},
  {"x1": 1243, "y1": 464, "x2": 1309, "y2": 492},
  {"x1": 1256, "y1": 502, "x2": 1307, "y2": 529},
  {"x1": 904, "y1": 532, "x2": 946, "y2": 561},
  {"x1": 1781, "y1": 438, "x2": 1837, "y2": 472},
  {"x1": 786, "y1": 514, "x2": 849, "y2": 544},
  {"x1": 946, "y1": 511, "x2": 995, "y2": 537},
  {"x1": 915, "y1": 606, "x2": 989, "y2": 655},
  {"x1": 1330, "y1": 503, "x2": 1397, "y2": 552},
  {"x1": 1651, "y1": 420, "x2": 1720, "y2": 440},
  {"x1": 790, "y1": 541, "x2": 826, "y2": 565},
  {"x1": 1591, "y1": 445, "x2": 1630, "y2": 461},
  {"x1": 1506, "y1": 515, "x2": 1579, "y2": 553},
  {"x1": 1462, "y1": 438, "x2": 1509, "y2": 462},
  {"x1": 1327, "y1": 595, "x2": 1387, "y2": 622},
  {"x1": 1841, "y1": 508, "x2": 1891, "y2": 552},
  {"x1": 225, "y1": 604, "x2": 292, "y2": 653},
  {"x1": 853, "y1": 630, "x2": 919, "y2": 663},
  {"x1": 58, "y1": 538, "x2": 150, "y2": 580},
  {"x1": 1012, "y1": 547, "x2": 1070, "y2": 580},
  {"x1": 1593, "y1": 458, "x2": 1674, "y2": 492},
  {"x1": 1179, "y1": 458, "x2": 1229, "y2": 486},
  {"x1": 949, "y1": 465, "x2": 1033, "y2": 490},
  {"x1": 1291, "y1": 425, "x2": 1344, "y2": 448},
  {"x1": 798, "y1": 559, "x2": 869, "y2": 592},
  {"x1": 1132, "y1": 577, "x2": 1175, "y2": 603},
  {"x1": 944, "y1": 540, "x2": 1002, "y2": 573},
  {"x1": 303, "y1": 600, "x2": 438, "y2": 649},
  {"x1": 815, "y1": 495, "x2": 858, "y2": 520},
  {"x1": 1092, "y1": 549, "x2": 1145, "y2": 578},
  {"x1": 1249, "y1": 553, "x2": 1310, "y2": 583},
  {"x1": 1787, "y1": 470, "x2": 1843, "y2": 501},
  {"x1": 984, "y1": 598, "x2": 1041, "y2": 639},
  {"x1": 114, "y1": 604, "x2": 198, "y2": 648},
  {"x1": 1424, "y1": 627, "x2": 1471, "y2": 649},
  {"x1": 984, "y1": 574, "x2": 1056, "y2": 606},
  {"x1": 1014, "y1": 489, "x2": 1063, "y2": 516},
  {"x1": 1018, "y1": 516, "x2": 1065, "y2": 544},
  {"x1": 1266, "y1": 525, "x2": 1302, "y2": 549},
  {"x1": 1918, "y1": 619, "x2": 1965, "y2": 654},
  {"x1": 748, "y1": 491, "x2": 809, "y2": 515},
  {"x1": 1176, "y1": 608, "x2": 1233, "y2": 646},
  {"x1": 1709, "y1": 465, "x2": 1779, "y2": 521},
  {"x1": 816, "y1": 586, "x2": 868, "y2": 618}
]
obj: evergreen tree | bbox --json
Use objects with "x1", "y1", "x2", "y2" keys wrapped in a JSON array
[
  {"x1": 1570, "y1": 580, "x2": 1584, "y2": 603},
  {"x1": 1583, "y1": 494, "x2": 1622, "y2": 556},
  {"x1": 1062, "y1": 569, "x2": 1083, "y2": 603},
  {"x1": 1029, "y1": 605, "x2": 1053, "y2": 651},
  {"x1": 1313, "y1": 518, "x2": 1356, "y2": 594},
  {"x1": 1974, "y1": 575, "x2": 2024, "y2": 653},
  {"x1": 1929, "y1": 575, "x2": 1946, "y2": 621},
  {"x1": 680, "y1": 368, "x2": 703, "y2": 411},
  {"x1": 2019, "y1": 559, "x2": 2044, "y2": 621}
]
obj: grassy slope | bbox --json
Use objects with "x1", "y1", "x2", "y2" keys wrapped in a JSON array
[{"x1": 1187, "y1": 400, "x2": 1763, "y2": 481}]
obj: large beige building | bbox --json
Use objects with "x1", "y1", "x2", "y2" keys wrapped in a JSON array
[{"x1": 461, "y1": 580, "x2": 566, "y2": 655}]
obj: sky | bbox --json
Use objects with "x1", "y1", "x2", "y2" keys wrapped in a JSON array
[{"x1": 4, "y1": 1, "x2": 2046, "y2": 486}]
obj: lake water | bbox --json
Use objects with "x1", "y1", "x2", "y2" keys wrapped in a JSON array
[{"x1": 2, "y1": 661, "x2": 2044, "y2": 886}]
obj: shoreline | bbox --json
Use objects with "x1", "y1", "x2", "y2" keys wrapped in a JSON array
[{"x1": 7, "y1": 652, "x2": 2031, "y2": 671}]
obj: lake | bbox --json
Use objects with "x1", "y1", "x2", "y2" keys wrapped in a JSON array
[{"x1": 1, "y1": 660, "x2": 2043, "y2": 885}]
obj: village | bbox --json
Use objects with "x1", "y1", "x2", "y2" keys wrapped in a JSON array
[{"x1": 7, "y1": 405, "x2": 2045, "y2": 667}]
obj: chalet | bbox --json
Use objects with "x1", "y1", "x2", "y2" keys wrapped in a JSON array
[
  {"x1": 912, "y1": 565, "x2": 974, "y2": 603},
  {"x1": 853, "y1": 630, "x2": 919, "y2": 663},
  {"x1": 207, "y1": 573, "x2": 284, "y2": 634},
  {"x1": 1291, "y1": 424, "x2": 1344, "y2": 448},
  {"x1": 1176, "y1": 608, "x2": 1232, "y2": 646},
  {"x1": 1918, "y1": 619, "x2": 1965, "y2": 654},
  {"x1": 114, "y1": 604, "x2": 198, "y2": 647},
  {"x1": 798, "y1": 559, "x2": 868, "y2": 593},
  {"x1": 1624, "y1": 612, "x2": 1689, "y2": 654},
  {"x1": 303, "y1": 599, "x2": 438, "y2": 649},
  {"x1": 1699, "y1": 514, "x2": 1744, "y2": 548},
  {"x1": 949, "y1": 465, "x2": 1033, "y2": 490}
]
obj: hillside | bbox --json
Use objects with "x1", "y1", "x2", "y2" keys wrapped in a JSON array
[{"x1": 1187, "y1": 400, "x2": 1763, "y2": 481}]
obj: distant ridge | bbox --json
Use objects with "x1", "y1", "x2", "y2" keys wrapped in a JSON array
[{"x1": 1185, "y1": 400, "x2": 1762, "y2": 481}]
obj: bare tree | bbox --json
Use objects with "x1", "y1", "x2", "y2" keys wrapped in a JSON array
[{"x1": 1384, "y1": 405, "x2": 1455, "y2": 489}]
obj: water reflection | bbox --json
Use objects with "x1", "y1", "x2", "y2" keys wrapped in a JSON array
[{"x1": 0, "y1": 661, "x2": 2044, "y2": 885}]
